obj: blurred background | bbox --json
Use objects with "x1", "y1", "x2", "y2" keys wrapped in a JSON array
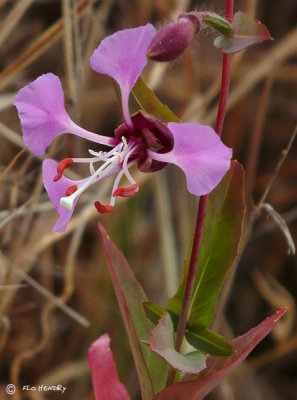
[{"x1": 0, "y1": 0, "x2": 296, "y2": 399}]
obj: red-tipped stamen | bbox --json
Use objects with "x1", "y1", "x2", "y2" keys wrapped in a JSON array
[
  {"x1": 113, "y1": 184, "x2": 139, "y2": 198},
  {"x1": 53, "y1": 158, "x2": 74, "y2": 182},
  {"x1": 94, "y1": 201, "x2": 114, "y2": 214},
  {"x1": 66, "y1": 185, "x2": 78, "y2": 196}
]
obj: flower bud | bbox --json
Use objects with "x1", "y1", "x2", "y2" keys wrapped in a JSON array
[{"x1": 147, "y1": 16, "x2": 200, "y2": 62}]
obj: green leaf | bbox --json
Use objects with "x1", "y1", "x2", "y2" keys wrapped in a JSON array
[
  {"x1": 99, "y1": 225, "x2": 168, "y2": 396},
  {"x1": 150, "y1": 313, "x2": 206, "y2": 374},
  {"x1": 131, "y1": 77, "x2": 179, "y2": 123},
  {"x1": 167, "y1": 240, "x2": 193, "y2": 318},
  {"x1": 214, "y1": 12, "x2": 272, "y2": 54},
  {"x1": 203, "y1": 13, "x2": 232, "y2": 35},
  {"x1": 143, "y1": 301, "x2": 180, "y2": 331},
  {"x1": 143, "y1": 301, "x2": 166, "y2": 325},
  {"x1": 167, "y1": 161, "x2": 245, "y2": 329},
  {"x1": 154, "y1": 309, "x2": 286, "y2": 400},
  {"x1": 186, "y1": 328, "x2": 233, "y2": 356},
  {"x1": 188, "y1": 161, "x2": 245, "y2": 327}
]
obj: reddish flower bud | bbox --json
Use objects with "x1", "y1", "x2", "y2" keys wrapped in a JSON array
[{"x1": 147, "y1": 16, "x2": 200, "y2": 62}]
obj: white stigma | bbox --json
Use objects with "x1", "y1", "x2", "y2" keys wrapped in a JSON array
[{"x1": 60, "y1": 197, "x2": 74, "y2": 210}]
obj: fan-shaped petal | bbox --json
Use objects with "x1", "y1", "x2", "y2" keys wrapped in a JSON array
[
  {"x1": 148, "y1": 123, "x2": 232, "y2": 196},
  {"x1": 90, "y1": 24, "x2": 156, "y2": 127},
  {"x1": 42, "y1": 159, "x2": 84, "y2": 232}
]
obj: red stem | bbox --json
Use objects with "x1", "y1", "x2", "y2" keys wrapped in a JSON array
[{"x1": 172, "y1": 0, "x2": 234, "y2": 368}]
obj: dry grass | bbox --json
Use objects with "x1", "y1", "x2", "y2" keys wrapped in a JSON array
[{"x1": 0, "y1": 0, "x2": 296, "y2": 399}]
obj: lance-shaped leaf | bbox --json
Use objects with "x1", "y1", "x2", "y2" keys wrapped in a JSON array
[
  {"x1": 154, "y1": 308, "x2": 286, "y2": 400},
  {"x1": 88, "y1": 334, "x2": 131, "y2": 400},
  {"x1": 214, "y1": 12, "x2": 272, "y2": 54},
  {"x1": 143, "y1": 301, "x2": 179, "y2": 329},
  {"x1": 150, "y1": 313, "x2": 207, "y2": 375},
  {"x1": 143, "y1": 304, "x2": 232, "y2": 357},
  {"x1": 185, "y1": 328, "x2": 232, "y2": 356},
  {"x1": 132, "y1": 77, "x2": 179, "y2": 123},
  {"x1": 143, "y1": 301, "x2": 166, "y2": 325},
  {"x1": 99, "y1": 225, "x2": 168, "y2": 397},
  {"x1": 167, "y1": 161, "x2": 245, "y2": 329}
]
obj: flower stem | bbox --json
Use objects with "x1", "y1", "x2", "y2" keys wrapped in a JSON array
[{"x1": 168, "y1": 0, "x2": 234, "y2": 385}]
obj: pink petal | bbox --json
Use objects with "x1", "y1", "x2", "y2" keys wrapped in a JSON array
[
  {"x1": 88, "y1": 333, "x2": 131, "y2": 400},
  {"x1": 148, "y1": 123, "x2": 232, "y2": 196},
  {"x1": 14, "y1": 73, "x2": 117, "y2": 155},
  {"x1": 42, "y1": 159, "x2": 83, "y2": 232},
  {"x1": 14, "y1": 73, "x2": 73, "y2": 156},
  {"x1": 90, "y1": 24, "x2": 156, "y2": 127}
]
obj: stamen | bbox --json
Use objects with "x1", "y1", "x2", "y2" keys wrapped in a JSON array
[
  {"x1": 54, "y1": 158, "x2": 74, "y2": 182},
  {"x1": 60, "y1": 153, "x2": 122, "y2": 210},
  {"x1": 113, "y1": 184, "x2": 139, "y2": 198},
  {"x1": 88, "y1": 149, "x2": 106, "y2": 157},
  {"x1": 66, "y1": 185, "x2": 78, "y2": 196},
  {"x1": 113, "y1": 151, "x2": 124, "y2": 162},
  {"x1": 90, "y1": 162, "x2": 96, "y2": 175},
  {"x1": 94, "y1": 201, "x2": 114, "y2": 214},
  {"x1": 121, "y1": 136, "x2": 128, "y2": 149}
]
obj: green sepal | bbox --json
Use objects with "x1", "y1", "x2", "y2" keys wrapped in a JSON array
[{"x1": 203, "y1": 13, "x2": 233, "y2": 35}]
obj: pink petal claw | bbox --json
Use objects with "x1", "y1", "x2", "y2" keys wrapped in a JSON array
[
  {"x1": 14, "y1": 73, "x2": 74, "y2": 156},
  {"x1": 88, "y1": 334, "x2": 131, "y2": 400},
  {"x1": 14, "y1": 73, "x2": 118, "y2": 155},
  {"x1": 90, "y1": 24, "x2": 156, "y2": 128},
  {"x1": 43, "y1": 159, "x2": 83, "y2": 232},
  {"x1": 148, "y1": 123, "x2": 232, "y2": 196}
]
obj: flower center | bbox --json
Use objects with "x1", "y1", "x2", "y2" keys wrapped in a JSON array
[{"x1": 59, "y1": 137, "x2": 139, "y2": 212}]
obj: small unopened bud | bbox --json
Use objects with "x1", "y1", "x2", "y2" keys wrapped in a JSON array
[{"x1": 147, "y1": 16, "x2": 200, "y2": 62}]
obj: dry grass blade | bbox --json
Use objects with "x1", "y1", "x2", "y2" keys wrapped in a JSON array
[
  {"x1": 0, "y1": 0, "x2": 90, "y2": 91},
  {"x1": 0, "y1": 0, "x2": 35, "y2": 48},
  {"x1": 258, "y1": 204, "x2": 296, "y2": 255},
  {"x1": 11, "y1": 266, "x2": 89, "y2": 327},
  {"x1": 0, "y1": 148, "x2": 25, "y2": 185},
  {"x1": 0, "y1": 122, "x2": 24, "y2": 148},
  {"x1": 257, "y1": 123, "x2": 297, "y2": 208},
  {"x1": 253, "y1": 269, "x2": 295, "y2": 340}
]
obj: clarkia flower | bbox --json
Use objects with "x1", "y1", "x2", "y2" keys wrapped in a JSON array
[{"x1": 14, "y1": 24, "x2": 232, "y2": 233}]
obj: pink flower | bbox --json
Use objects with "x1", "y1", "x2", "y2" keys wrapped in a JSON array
[{"x1": 14, "y1": 24, "x2": 232, "y2": 232}]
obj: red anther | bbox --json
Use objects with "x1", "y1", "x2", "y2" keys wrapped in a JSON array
[
  {"x1": 66, "y1": 185, "x2": 78, "y2": 196},
  {"x1": 113, "y1": 184, "x2": 139, "y2": 198},
  {"x1": 94, "y1": 201, "x2": 114, "y2": 214},
  {"x1": 53, "y1": 158, "x2": 74, "y2": 182}
]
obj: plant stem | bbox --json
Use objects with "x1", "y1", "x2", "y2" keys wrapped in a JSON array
[{"x1": 168, "y1": 0, "x2": 234, "y2": 385}]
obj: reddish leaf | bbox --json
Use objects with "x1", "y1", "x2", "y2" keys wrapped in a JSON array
[
  {"x1": 154, "y1": 309, "x2": 286, "y2": 400},
  {"x1": 214, "y1": 12, "x2": 272, "y2": 54},
  {"x1": 88, "y1": 334, "x2": 131, "y2": 400},
  {"x1": 99, "y1": 224, "x2": 168, "y2": 398},
  {"x1": 150, "y1": 313, "x2": 206, "y2": 374}
]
